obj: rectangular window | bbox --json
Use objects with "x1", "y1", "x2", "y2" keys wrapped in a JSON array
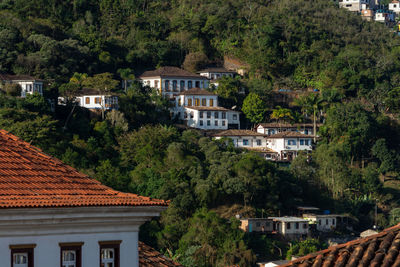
[
  {"x1": 207, "y1": 112, "x2": 211, "y2": 119},
  {"x1": 256, "y1": 140, "x2": 262, "y2": 146},
  {"x1": 222, "y1": 121, "x2": 226, "y2": 126},
  {"x1": 222, "y1": 112, "x2": 226, "y2": 119},
  {"x1": 207, "y1": 120, "x2": 210, "y2": 126},
  {"x1": 202, "y1": 99, "x2": 206, "y2": 106},
  {"x1": 99, "y1": 241, "x2": 121, "y2": 267},
  {"x1": 200, "y1": 120, "x2": 203, "y2": 126},
  {"x1": 200, "y1": 111, "x2": 203, "y2": 118},
  {"x1": 287, "y1": 222, "x2": 291, "y2": 230},
  {"x1": 303, "y1": 223, "x2": 308, "y2": 229},
  {"x1": 214, "y1": 112, "x2": 219, "y2": 119},
  {"x1": 60, "y1": 242, "x2": 83, "y2": 267},
  {"x1": 188, "y1": 81, "x2": 192, "y2": 89},
  {"x1": 332, "y1": 219, "x2": 335, "y2": 225},
  {"x1": 195, "y1": 98, "x2": 200, "y2": 106},
  {"x1": 326, "y1": 219, "x2": 329, "y2": 225},
  {"x1": 95, "y1": 97, "x2": 101, "y2": 104},
  {"x1": 295, "y1": 222, "x2": 299, "y2": 229},
  {"x1": 300, "y1": 139, "x2": 304, "y2": 145},
  {"x1": 243, "y1": 139, "x2": 249, "y2": 146},
  {"x1": 180, "y1": 80, "x2": 185, "y2": 91},
  {"x1": 305, "y1": 140, "x2": 310, "y2": 145},
  {"x1": 195, "y1": 81, "x2": 200, "y2": 87},
  {"x1": 233, "y1": 114, "x2": 237, "y2": 120},
  {"x1": 288, "y1": 140, "x2": 296, "y2": 145},
  {"x1": 209, "y1": 99, "x2": 214, "y2": 107},
  {"x1": 187, "y1": 99, "x2": 192, "y2": 106},
  {"x1": 215, "y1": 120, "x2": 218, "y2": 126},
  {"x1": 11, "y1": 244, "x2": 35, "y2": 267},
  {"x1": 85, "y1": 97, "x2": 90, "y2": 104}
]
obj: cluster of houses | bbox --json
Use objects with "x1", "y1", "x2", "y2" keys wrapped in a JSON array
[
  {"x1": 239, "y1": 207, "x2": 351, "y2": 240},
  {"x1": 1, "y1": 64, "x2": 320, "y2": 162},
  {"x1": 337, "y1": 0, "x2": 399, "y2": 26}
]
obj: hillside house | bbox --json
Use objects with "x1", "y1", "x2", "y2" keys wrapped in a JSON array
[
  {"x1": 0, "y1": 129, "x2": 175, "y2": 267},
  {"x1": 211, "y1": 129, "x2": 278, "y2": 159},
  {"x1": 266, "y1": 132, "x2": 314, "y2": 161},
  {"x1": 198, "y1": 67, "x2": 236, "y2": 80},
  {"x1": 269, "y1": 217, "x2": 309, "y2": 240},
  {"x1": 339, "y1": 0, "x2": 371, "y2": 12},
  {"x1": 256, "y1": 123, "x2": 317, "y2": 136},
  {"x1": 389, "y1": 1, "x2": 400, "y2": 14},
  {"x1": 58, "y1": 88, "x2": 119, "y2": 111},
  {"x1": 240, "y1": 218, "x2": 274, "y2": 233},
  {"x1": 361, "y1": 8, "x2": 375, "y2": 20},
  {"x1": 302, "y1": 214, "x2": 339, "y2": 232},
  {"x1": 138, "y1": 66, "x2": 209, "y2": 99},
  {"x1": 173, "y1": 88, "x2": 240, "y2": 130},
  {"x1": 0, "y1": 74, "x2": 44, "y2": 97},
  {"x1": 375, "y1": 9, "x2": 395, "y2": 25}
]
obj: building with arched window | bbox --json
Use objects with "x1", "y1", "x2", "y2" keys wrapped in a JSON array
[{"x1": 138, "y1": 66, "x2": 208, "y2": 98}]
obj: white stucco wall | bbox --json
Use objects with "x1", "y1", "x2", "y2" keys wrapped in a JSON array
[
  {"x1": 76, "y1": 95, "x2": 118, "y2": 110},
  {"x1": 0, "y1": 206, "x2": 165, "y2": 267},
  {"x1": 15, "y1": 81, "x2": 43, "y2": 97},
  {"x1": 140, "y1": 77, "x2": 209, "y2": 97}
]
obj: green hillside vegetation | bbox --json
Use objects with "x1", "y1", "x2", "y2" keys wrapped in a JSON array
[{"x1": 1, "y1": 0, "x2": 400, "y2": 266}]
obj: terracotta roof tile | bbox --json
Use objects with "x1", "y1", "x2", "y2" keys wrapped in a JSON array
[
  {"x1": 211, "y1": 129, "x2": 267, "y2": 137},
  {"x1": 179, "y1": 88, "x2": 215, "y2": 96},
  {"x1": 185, "y1": 106, "x2": 237, "y2": 112},
  {"x1": 267, "y1": 132, "x2": 314, "y2": 138},
  {"x1": 257, "y1": 123, "x2": 321, "y2": 128},
  {"x1": 282, "y1": 223, "x2": 400, "y2": 267},
  {"x1": 139, "y1": 66, "x2": 206, "y2": 79},
  {"x1": 139, "y1": 242, "x2": 182, "y2": 267},
  {"x1": 0, "y1": 129, "x2": 168, "y2": 208}
]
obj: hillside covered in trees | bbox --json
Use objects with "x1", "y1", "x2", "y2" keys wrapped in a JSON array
[{"x1": 2, "y1": 0, "x2": 400, "y2": 266}]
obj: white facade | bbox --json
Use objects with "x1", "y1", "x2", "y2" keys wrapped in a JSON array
[
  {"x1": 215, "y1": 135, "x2": 267, "y2": 149},
  {"x1": 266, "y1": 134, "x2": 313, "y2": 161},
  {"x1": 75, "y1": 95, "x2": 119, "y2": 110},
  {"x1": 183, "y1": 107, "x2": 240, "y2": 130},
  {"x1": 339, "y1": 0, "x2": 369, "y2": 12},
  {"x1": 303, "y1": 214, "x2": 337, "y2": 232},
  {"x1": 389, "y1": 1, "x2": 400, "y2": 13},
  {"x1": 0, "y1": 206, "x2": 164, "y2": 267},
  {"x1": 1, "y1": 78, "x2": 44, "y2": 97},
  {"x1": 140, "y1": 77, "x2": 209, "y2": 99},
  {"x1": 198, "y1": 68, "x2": 236, "y2": 80},
  {"x1": 270, "y1": 217, "x2": 309, "y2": 239},
  {"x1": 256, "y1": 124, "x2": 315, "y2": 136}
]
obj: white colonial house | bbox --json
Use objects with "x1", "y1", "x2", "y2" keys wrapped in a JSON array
[
  {"x1": 389, "y1": 1, "x2": 400, "y2": 13},
  {"x1": 0, "y1": 129, "x2": 177, "y2": 267},
  {"x1": 173, "y1": 88, "x2": 240, "y2": 130},
  {"x1": 198, "y1": 67, "x2": 236, "y2": 80},
  {"x1": 269, "y1": 217, "x2": 309, "y2": 240},
  {"x1": 58, "y1": 88, "x2": 119, "y2": 111},
  {"x1": 256, "y1": 123, "x2": 317, "y2": 136},
  {"x1": 138, "y1": 66, "x2": 209, "y2": 99},
  {"x1": 266, "y1": 132, "x2": 314, "y2": 161},
  {"x1": 211, "y1": 129, "x2": 278, "y2": 158},
  {"x1": 0, "y1": 74, "x2": 44, "y2": 97}
]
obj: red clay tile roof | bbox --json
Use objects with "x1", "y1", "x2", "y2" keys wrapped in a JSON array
[
  {"x1": 211, "y1": 129, "x2": 267, "y2": 137},
  {"x1": 267, "y1": 132, "x2": 314, "y2": 139},
  {"x1": 139, "y1": 242, "x2": 182, "y2": 267},
  {"x1": 0, "y1": 129, "x2": 168, "y2": 208},
  {"x1": 257, "y1": 123, "x2": 321, "y2": 128},
  {"x1": 282, "y1": 223, "x2": 400, "y2": 267},
  {"x1": 139, "y1": 66, "x2": 206, "y2": 79},
  {"x1": 179, "y1": 88, "x2": 215, "y2": 96}
]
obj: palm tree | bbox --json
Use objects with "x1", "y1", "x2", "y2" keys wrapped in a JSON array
[
  {"x1": 118, "y1": 68, "x2": 135, "y2": 92},
  {"x1": 270, "y1": 106, "x2": 294, "y2": 130},
  {"x1": 294, "y1": 93, "x2": 325, "y2": 142},
  {"x1": 69, "y1": 72, "x2": 88, "y2": 89}
]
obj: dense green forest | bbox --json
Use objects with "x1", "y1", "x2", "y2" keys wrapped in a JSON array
[{"x1": 2, "y1": 0, "x2": 400, "y2": 266}]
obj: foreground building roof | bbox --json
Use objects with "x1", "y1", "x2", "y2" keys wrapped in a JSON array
[
  {"x1": 282, "y1": 223, "x2": 400, "y2": 267},
  {"x1": 0, "y1": 129, "x2": 168, "y2": 208},
  {"x1": 139, "y1": 66, "x2": 206, "y2": 79},
  {"x1": 139, "y1": 242, "x2": 182, "y2": 267}
]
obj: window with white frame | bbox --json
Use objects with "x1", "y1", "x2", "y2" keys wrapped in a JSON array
[
  {"x1": 243, "y1": 139, "x2": 249, "y2": 146},
  {"x1": 287, "y1": 140, "x2": 296, "y2": 145},
  {"x1": 11, "y1": 244, "x2": 35, "y2": 267},
  {"x1": 60, "y1": 243, "x2": 82, "y2": 267},
  {"x1": 99, "y1": 241, "x2": 120, "y2": 267},
  {"x1": 256, "y1": 140, "x2": 262, "y2": 146}
]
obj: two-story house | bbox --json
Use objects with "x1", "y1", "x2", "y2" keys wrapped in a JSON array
[
  {"x1": 197, "y1": 67, "x2": 237, "y2": 87},
  {"x1": 0, "y1": 129, "x2": 175, "y2": 267},
  {"x1": 266, "y1": 132, "x2": 314, "y2": 161},
  {"x1": 138, "y1": 66, "x2": 209, "y2": 99},
  {"x1": 269, "y1": 217, "x2": 309, "y2": 240},
  {"x1": 174, "y1": 88, "x2": 240, "y2": 130},
  {"x1": 0, "y1": 74, "x2": 44, "y2": 97},
  {"x1": 75, "y1": 88, "x2": 119, "y2": 111}
]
